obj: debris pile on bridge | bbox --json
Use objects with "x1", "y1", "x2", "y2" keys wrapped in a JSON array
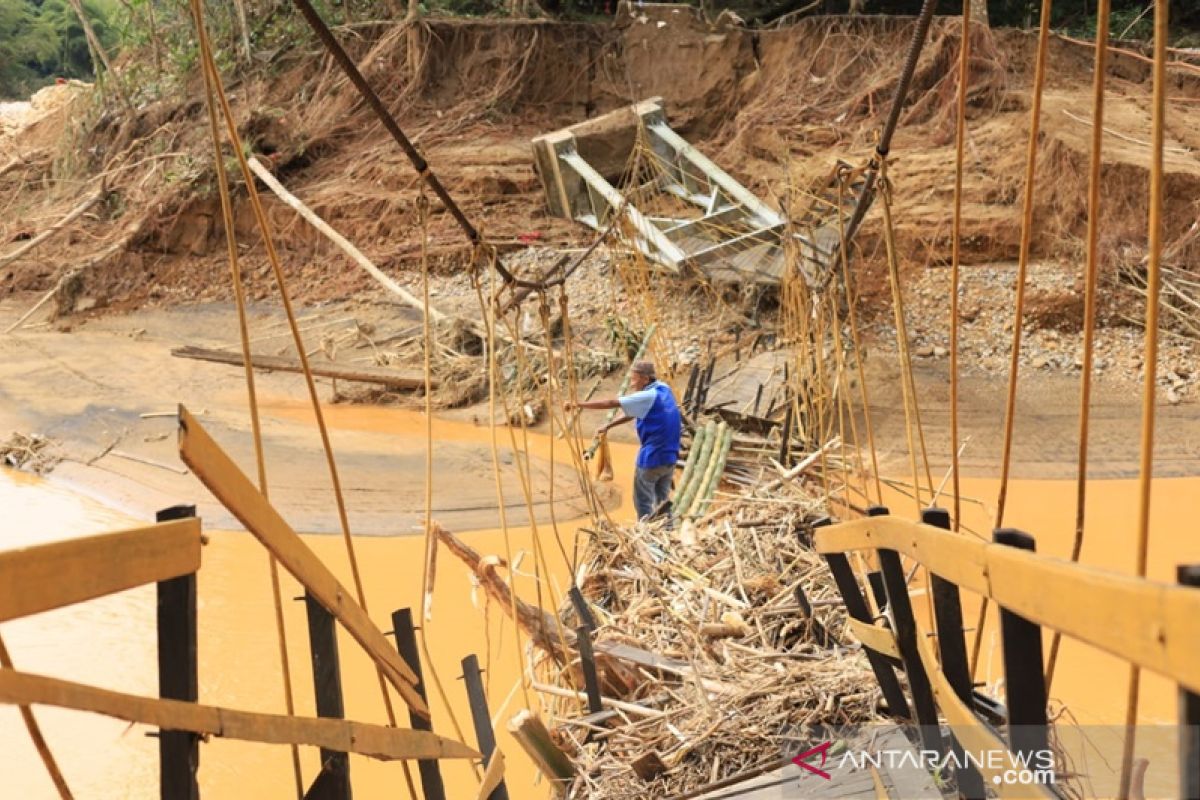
[
  {"x1": 439, "y1": 461, "x2": 884, "y2": 798},
  {"x1": 555, "y1": 498, "x2": 882, "y2": 798}
]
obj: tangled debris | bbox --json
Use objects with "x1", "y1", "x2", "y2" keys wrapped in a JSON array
[
  {"x1": 440, "y1": 457, "x2": 885, "y2": 799},
  {"x1": 550, "y1": 490, "x2": 883, "y2": 798},
  {"x1": 1, "y1": 432, "x2": 61, "y2": 474}
]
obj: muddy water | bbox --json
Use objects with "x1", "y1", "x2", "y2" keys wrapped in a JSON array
[
  {"x1": 6, "y1": 412, "x2": 1200, "y2": 798},
  {"x1": 2, "y1": 408, "x2": 638, "y2": 799}
]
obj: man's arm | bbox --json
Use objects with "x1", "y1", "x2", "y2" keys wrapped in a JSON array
[
  {"x1": 564, "y1": 397, "x2": 621, "y2": 412},
  {"x1": 600, "y1": 414, "x2": 635, "y2": 433}
]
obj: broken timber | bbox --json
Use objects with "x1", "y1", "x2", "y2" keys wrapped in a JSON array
[
  {"x1": 531, "y1": 98, "x2": 853, "y2": 287},
  {"x1": 171, "y1": 345, "x2": 435, "y2": 390}
]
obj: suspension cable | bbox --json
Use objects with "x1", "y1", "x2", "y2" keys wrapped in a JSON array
[
  {"x1": 972, "y1": 0, "x2": 1054, "y2": 682},
  {"x1": 1118, "y1": 1, "x2": 1168, "y2": 796},
  {"x1": 1046, "y1": 0, "x2": 1111, "y2": 695},
  {"x1": 192, "y1": 3, "x2": 407, "y2": 732},
  {"x1": 949, "y1": 0, "x2": 972, "y2": 534},
  {"x1": 0, "y1": 633, "x2": 72, "y2": 799}
]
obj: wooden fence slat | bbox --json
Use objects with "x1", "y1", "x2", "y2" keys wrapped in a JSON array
[
  {"x1": 914, "y1": 630, "x2": 1055, "y2": 799},
  {"x1": 845, "y1": 618, "x2": 901, "y2": 660},
  {"x1": 0, "y1": 519, "x2": 201, "y2": 623},
  {"x1": 175, "y1": 404, "x2": 429, "y2": 717},
  {"x1": 814, "y1": 516, "x2": 1200, "y2": 695},
  {"x1": 0, "y1": 669, "x2": 478, "y2": 762}
]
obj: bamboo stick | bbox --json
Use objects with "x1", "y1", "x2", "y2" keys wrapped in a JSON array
[
  {"x1": 0, "y1": 189, "x2": 104, "y2": 269},
  {"x1": 508, "y1": 710, "x2": 573, "y2": 794}
]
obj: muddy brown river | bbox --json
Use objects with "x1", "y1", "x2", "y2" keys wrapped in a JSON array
[
  {"x1": 2, "y1": 406, "x2": 639, "y2": 799},
  {"x1": 3, "y1": 404, "x2": 1198, "y2": 797}
]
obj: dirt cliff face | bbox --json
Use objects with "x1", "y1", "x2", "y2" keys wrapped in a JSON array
[{"x1": 2, "y1": 11, "x2": 1199, "y2": 321}]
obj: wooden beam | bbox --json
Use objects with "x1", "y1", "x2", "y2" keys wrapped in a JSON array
[
  {"x1": 0, "y1": 519, "x2": 201, "y2": 623},
  {"x1": 845, "y1": 618, "x2": 901, "y2": 661},
  {"x1": 171, "y1": 346, "x2": 435, "y2": 390},
  {"x1": 915, "y1": 626, "x2": 1055, "y2": 799},
  {"x1": 815, "y1": 516, "x2": 1200, "y2": 696},
  {"x1": 176, "y1": 405, "x2": 430, "y2": 717},
  {"x1": 0, "y1": 669, "x2": 478, "y2": 762}
]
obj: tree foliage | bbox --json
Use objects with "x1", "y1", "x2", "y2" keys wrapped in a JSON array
[{"x1": 0, "y1": 0, "x2": 121, "y2": 98}]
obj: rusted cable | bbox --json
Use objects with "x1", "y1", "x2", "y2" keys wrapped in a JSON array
[
  {"x1": 1119, "y1": 1, "x2": 1169, "y2": 796},
  {"x1": 1046, "y1": 0, "x2": 1111, "y2": 695},
  {"x1": 288, "y1": 0, "x2": 519, "y2": 286},
  {"x1": 840, "y1": 0, "x2": 940, "y2": 248}
]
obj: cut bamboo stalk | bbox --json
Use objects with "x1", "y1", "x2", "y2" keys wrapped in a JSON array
[
  {"x1": 246, "y1": 157, "x2": 486, "y2": 341},
  {"x1": 508, "y1": 710, "x2": 573, "y2": 794},
  {"x1": 693, "y1": 426, "x2": 733, "y2": 517},
  {"x1": 676, "y1": 421, "x2": 721, "y2": 515}
]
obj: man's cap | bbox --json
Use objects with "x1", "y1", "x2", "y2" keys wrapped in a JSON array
[{"x1": 631, "y1": 361, "x2": 656, "y2": 378}]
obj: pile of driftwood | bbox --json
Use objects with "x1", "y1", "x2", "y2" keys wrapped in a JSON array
[
  {"x1": 434, "y1": 460, "x2": 883, "y2": 799},
  {"x1": 546, "y1": 489, "x2": 882, "y2": 798}
]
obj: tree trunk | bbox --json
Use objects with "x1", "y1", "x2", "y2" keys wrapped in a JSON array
[{"x1": 67, "y1": 0, "x2": 133, "y2": 113}]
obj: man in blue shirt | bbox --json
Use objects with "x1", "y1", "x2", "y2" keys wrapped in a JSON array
[{"x1": 565, "y1": 361, "x2": 682, "y2": 522}]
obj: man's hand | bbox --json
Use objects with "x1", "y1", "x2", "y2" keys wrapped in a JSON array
[{"x1": 563, "y1": 400, "x2": 578, "y2": 413}]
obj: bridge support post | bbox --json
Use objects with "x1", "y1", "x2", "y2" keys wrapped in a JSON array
[
  {"x1": 392, "y1": 608, "x2": 446, "y2": 800},
  {"x1": 1179, "y1": 565, "x2": 1200, "y2": 799},
  {"x1": 462, "y1": 654, "x2": 510, "y2": 800},
  {"x1": 923, "y1": 507, "x2": 986, "y2": 800},
  {"x1": 816, "y1": 516, "x2": 910, "y2": 719},
  {"x1": 155, "y1": 504, "x2": 199, "y2": 800},
  {"x1": 878, "y1": 545, "x2": 944, "y2": 755},
  {"x1": 303, "y1": 593, "x2": 350, "y2": 800},
  {"x1": 994, "y1": 529, "x2": 1050, "y2": 772}
]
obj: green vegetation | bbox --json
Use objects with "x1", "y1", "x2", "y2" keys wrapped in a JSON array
[{"x1": 0, "y1": 0, "x2": 123, "y2": 98}]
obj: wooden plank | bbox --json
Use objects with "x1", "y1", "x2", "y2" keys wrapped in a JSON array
[
  {"x1": 814, "y1": 517, "x2": 988, "y2": 595},
  {"x1": 845, "y1": 618, "x2": 901, "y2": 660},
  {"x1": 0, "y1": 669, "x2": 477, "y2": 762},
  {"x1": 171, "y1": 346, "x2": 435, "y2": 390},
  {"x1": 914, "y1": 630, "x2": 1055, "y2": 799},
  {"x1": 176, "y1": 405, "x2": 429, "y2": 717},
  {"x1": 0, "y1": 519, "x2": 201, "y2": 623},
  {"x1": 815, "y1": 515, "x2": 1200, "y2": 696}
]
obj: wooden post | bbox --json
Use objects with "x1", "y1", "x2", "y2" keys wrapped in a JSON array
[
  {"x1": 994, "y1": 529, "x2": 1049, "y2": 767},
  {"x1": 155, "y1": 504, "x2": 199, "y2": 800},
  {"x1": 867, "y1": 571, "x2": 888, "y2": 611},
  {"x1": 793, "y1": 582, "x2": 833, "y2": 648},
  {"x1": 752, "y1": 382, "x2": 764, "y2": 416},
  {"x1": 1179, "y1": 565, "x2": 1200, "y2": 800},
  {"x1": 461, "y1": 655, "x2": 509, "y2": 800},
  {"x1": 778, "y1": 403, "x2": 794, "y2": 467},
  {"x1": 878, "y1": 546, "x2": 943, "y2": 755},
  {"x1": 576, "y1": 626, "x2": 603, "y2": 715},
  {"x1": 393, "y1": 609, "x2": 446, "y2": 800},
  {"x1": 697, "y1": 357, "x2": 716, "y2": 411},
  {"x1": 817, "y1": 522, "x2": 910, "y2": 718},
  {"x1": 683, "y1": 365, "x2": 700, "y2": 415},
  {"x1": 569, "y1": 586, "x2": 597, "y2": 633},
  {"x1": 923, "y1": 508, "x2": 985, "y2": 800},
  {"x1": 303, "y1": 593, "x2": 350, "y2": 799}
]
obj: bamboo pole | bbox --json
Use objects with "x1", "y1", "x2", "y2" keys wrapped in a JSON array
[
  {"x1": 0, "y1": 189, "x2": 104, "y2": 269},
  {"x1": 507, "y1": 710, "x2": 573, "y2": 793},
  {"x1": 246, "y1": 158, "x2": 489, "y2": 339}
]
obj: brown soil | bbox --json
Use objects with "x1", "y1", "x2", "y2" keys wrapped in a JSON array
[{"x1": 3, "y1": 11, "x2": 1199, "y2": 317}]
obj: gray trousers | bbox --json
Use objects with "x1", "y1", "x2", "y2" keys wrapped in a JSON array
[{"x1": 634, "y1": 464, "x2": 673, "y2": 521}]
